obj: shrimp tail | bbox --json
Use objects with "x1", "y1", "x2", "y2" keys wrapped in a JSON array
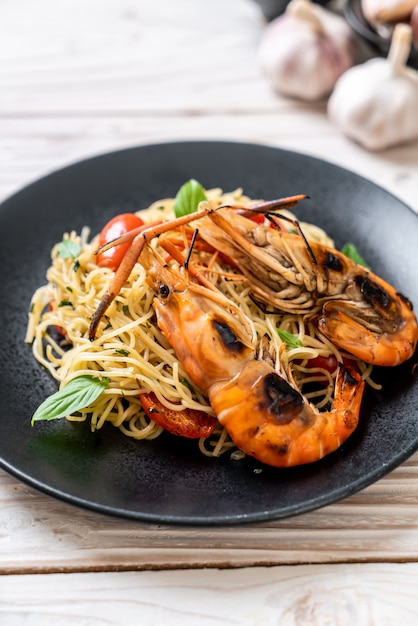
[{"x1": 209, "y1": 361, "x2": 365, "y2": 468}]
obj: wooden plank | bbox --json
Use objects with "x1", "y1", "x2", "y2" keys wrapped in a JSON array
[
  {"x1": 0, "y1": 0, "x2": 271, "y2": 114},
  {"x1": 2, "y1": 564, "x2": 418, "y2": 625},
  {"x1": 0, "y1": 0, "x2": 416, "y2": 211},
  {"x1": 1, "y1": 116, "x2": 417, "y2": 214},
  {"x1": 1, "y1": 453, "x2": 418, "y2": 572}
]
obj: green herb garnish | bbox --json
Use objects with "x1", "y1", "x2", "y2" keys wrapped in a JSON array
[
  {"x1": 180, "y1": 377, "x2": 192, "y2": 390},
  {"x1": 57, "y1": 238, "x2": 81, "y2": 259},
  {"x1": 341, "y1": 243, "x2": 369, "y2": 268},
  {"x1": 115, "y1": 349, "x2": 130, "y2": 357},
  {"x1": 277, "y1": 329, "x2": 303, "y2": 350},
  {"x1": 173, "y1": 179, "x2": 207, "y2": 217},
  {"x1": 31, "y1": 375, "x2": 110, "y2": 424}
]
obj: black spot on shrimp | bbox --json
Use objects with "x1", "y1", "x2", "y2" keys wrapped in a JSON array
[
  {"x1": 354, "y1": 274, "x2": 398, "y2": 319},
  {"x1": 322, "y1": 252, "x2": 344, "y2": 272},
  {"x1": 212, "y1": 319, "x2": 246, "y2": 353},
  {"x1": 261, "y1": 373, "x2": 304, "y2": 424},
  {"x1": 341, "y1": 366, "x2": 359, "y2": 388},
  {"x1": 266, "y1": 441, "x2": 290, "y2": 456}
]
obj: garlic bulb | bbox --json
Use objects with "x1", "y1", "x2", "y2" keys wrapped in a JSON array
[
  {"x1": 327, "y1": 24, "x2": 418, "y2": 150},
  {"x1": 258, "y1": 0, "x2": 358, "y2": 100}
]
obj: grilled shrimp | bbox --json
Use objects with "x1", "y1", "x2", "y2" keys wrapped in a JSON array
[
  {"x1": 88, "y1": 197, "x2": 417, "y2": 367},
  {"x1": 196, "y1": 208, "x2": 418, "y2": 367},
  {"x1": 141, "y1": 246, "x2": 365, "y2": 468}
]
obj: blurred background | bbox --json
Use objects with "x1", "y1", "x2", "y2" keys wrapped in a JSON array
[{"x1": 1, "y1": 0, "x2": 417, "y2": 209}]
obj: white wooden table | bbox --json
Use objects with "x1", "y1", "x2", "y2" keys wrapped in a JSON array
[{"x1": 1, "y1": 0, "x2": 418, "y2": 623}]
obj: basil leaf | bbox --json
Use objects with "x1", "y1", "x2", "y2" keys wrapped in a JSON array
[
  {"x1": 180, "y1": 377, "x2": 192, "y2": 390},
  {"x1": 57, "y1": 239, "x2": 81, "y2": 259},
  {"x1": 277, "y1": 329, "x2": 303, "y2": 350},
  {"x1": 115, "y1": 349, "x2": 130, "y2": 357},
  {"x1": 31, "y1": 375, "x2": 110, "y2": 424},
  {"x1": 173, "y1": 179, "x2": 207, "y2": 217},
  {"x1": 341, "y1": 243, "x2": 369, "y2": 268}
]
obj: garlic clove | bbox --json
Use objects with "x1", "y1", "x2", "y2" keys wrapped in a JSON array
[
  {"x1": 327, "y1": 24, "x2": 418, "y2": 150},
  {"x1": 258, "y1": 0, "x2": 359, "y2": 100},
  {"x1": 361, "y1": 0, "x2": 418, "y2": 27}
]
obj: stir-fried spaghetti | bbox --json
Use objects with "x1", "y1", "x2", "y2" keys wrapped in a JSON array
[{"x1": 26, "y1": 187, "x2": 379, "y2": 461}]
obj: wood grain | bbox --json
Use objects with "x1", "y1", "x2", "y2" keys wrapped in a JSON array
[
  {"x1": 1, "y1": 0, "x2": 416, "y2": 211},
  {"x1": 2, "y1": 564, "x2": 418, "y2": 625},
  {"x1": 2, "y1": 112, "x2": 418, "y2": 213},
  {"x1": 1, "y1": 452, "x2": 418, "y2": 573},
  {"x1": 1, "y1": 4, "x2": 418, "y2": 622}
]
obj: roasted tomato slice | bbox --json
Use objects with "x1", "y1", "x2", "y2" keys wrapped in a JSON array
[
  {"x1": 139, "y1": 392, "x2": 216, "y2": 438},
  {"x1": 97, "y1": 213, "x2": 145, "y2": 271}
]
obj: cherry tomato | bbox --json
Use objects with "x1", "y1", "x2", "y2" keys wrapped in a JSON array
[
  {"x1": 306, "y1": 355, "x2": 339, "y2": 374},
  {"x1": 247, "y1": 212, "x2": 281, "y2": 228},
  {"x1": 305, "y1": 355, "x2": 358, "y2": 375},
  {"x1": 96, "y1": 213, "x2": 145, "y2": 271},
  {"x1": 139, "y1": 392, "x2": 217, "y2": 438},
  {"x1": 248, "y1": 212, "x2": 266, "y2": 224}
]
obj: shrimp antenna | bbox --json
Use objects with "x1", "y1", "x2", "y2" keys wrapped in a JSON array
[
  {"x1": 293, "y1": 220, "x2": 318, "y2": 267},
  {"x1": 184, "y1": 228, "x2": 199, "y2": 270},
  {"x1": 242, "y1": 194, "x2": 309, "y2": 213},
  {"x1": 266, "y1": 213, "x2": 318, "y2": 267}
]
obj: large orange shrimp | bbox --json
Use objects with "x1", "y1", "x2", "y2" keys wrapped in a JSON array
[
  {"x1": 138, "y1": 245, "x2": 365, "y2": 468},
  {"x1": 88, "y1": 197, "x2": 418, "y2": 368},
  {"x1": 195, "y1": 207, "x2": 418, "y2": 367}
]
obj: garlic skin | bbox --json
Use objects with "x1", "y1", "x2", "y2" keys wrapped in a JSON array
[
  {"x1": 327, "y1": 24, "x2": 418, "y2": 150},
  {"x1": 258, "y1": 0, "x2": 358, "y2": 100}
]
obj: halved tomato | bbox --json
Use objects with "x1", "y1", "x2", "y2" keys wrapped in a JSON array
[
  {"x1": 139, "y1": 392, "x2": 216, "y2": 438},
  {"x1": 96, "y1": 213, "x2": 145, "y2": 271}
]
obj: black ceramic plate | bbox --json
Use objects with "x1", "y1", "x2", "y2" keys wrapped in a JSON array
[{"x1": 0, "y1": 141, "x2": 417, "y2": 525}]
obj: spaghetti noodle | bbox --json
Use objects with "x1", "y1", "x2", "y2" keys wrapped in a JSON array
[{"x1": 26, "y1": 187, "x2": 378, "y2": 460}]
